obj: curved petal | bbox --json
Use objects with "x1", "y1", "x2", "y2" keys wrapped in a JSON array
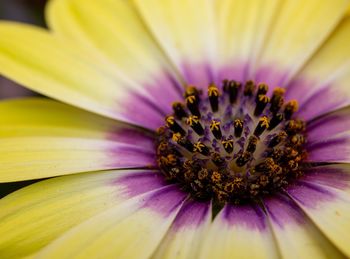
[
  {"x1": 0, "y1": 22, "x2": 179, "y2": 130},
  {"x1": 286, "y1": 17, "x2": 350, "y2": 121},
  {"x1": 152, "y1": 200, "x2": 211, "y2": 259},
  {"x1": 254, "y1": 0, "x2": 349, "y2": 88},
  {"x1": 0, "y1": 169, "x2": 168, "y2": 258},
  {"x1": 263, "y1": 194, "x2": 343, "y2": 258},
  {"x1": 47, "y1": 0, "x2": 184, "y2": 123},
  {"x1": 306, "y1": 106, "x2": 350, "y2": 144},
  {"x1": 286, "y1": 180, "x2": 350, "y2": 257},
  {"x1": 35, "y1": 185, "x2": 187, "y2": 259},
  {"x1": 0, "y1": 99, "x2": 156, "y2": 182},
  {"x1": 216, "y1": 0, "x2": 279, "y2": 81},
  {"x1": 134, "y1": 0, "x2": 217, "y2": 87},
  {"x1": 199, "y1": 203, "x2": 278, "y2": 259},
  {"x1": 306, "y1": 132, "x2": 350, "y2": 163}
]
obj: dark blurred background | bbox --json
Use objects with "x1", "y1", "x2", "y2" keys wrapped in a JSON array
[
  {"x1": 0, "y1": 0, "x2": 47, "y2": 100},
  {"x1": 0, "y1": 0, "x2": 48, "y2": 197}
]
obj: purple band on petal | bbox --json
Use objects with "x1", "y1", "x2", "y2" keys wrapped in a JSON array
[
  {"x1": 286, "y1": 181, "x2": 334, "y2": 209},
  {"x1": 108, "y1": 127, "x2": 155, "y2": 151},
  {"x1": 306, "y1": 135, "x2": 350, "y2": 162},
  {"x1": 142, "y1": 185, "x2": 187, "y2": 216},
  {"x1": 114, "y1": 171, "x2": 168, "y2": 197},
  {"x1": 307, "y1": 108, "x2": 350, "y2": 143},
  {"x1": 302, "y1": 166, "x2": 350, "y2": 191},
  {"x1": 171, "y1": 200, "x2": 210, "y2": 230},
  {"x1": 221, "y1": 203, "x2": 267, "y2": 231},
  {"x1": 264, "y1": 194, "x2": 305, "y2": 227},
  {"x1": 254, "y1": 65, "x2": 289, "y2": 93},
  {"x1": 121, "y1": 73, "x2": 183, "y2": 130},
  {"x1": 107, "y1": 145, "x2": 156, "y2": 168},
  {"x1": 217, "y1": 62, "x2": 249, "y2": 85},
  {"x1": 181, "y1": 62, "x2": 216, "y2": 88}
]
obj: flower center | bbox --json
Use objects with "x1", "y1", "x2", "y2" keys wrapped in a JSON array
[{"x1": 156, "y1": 80, "x2": 307, "y2": 204}]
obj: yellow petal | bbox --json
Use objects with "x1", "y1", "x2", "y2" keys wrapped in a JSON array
[
  {"x1": 134, "y1": 0, "x2": 217, "y2": 86},
  {"x1": 287, "y1": 17, "x2": 350, "y2": 120},
  {"x1": 263, "y1": 194, "x2": 343, "y2": 258},
  {"x1": 216, "y1": 0, "x2": 279, "y2": 80},
  {"x1": 287, "y1": 180, "x2": 350, "y2": 257},
  {"x1": 153, "y1": 200, "x2": 211, "y2": 259},
  {"x1": 0, "y1": 136, "x2": 155, "y2": 182},
  {"x1": 199, "y1": 204, "x2": 278, "y2": 259},
  {"x1": 0, "y1": 169, "x2": 166, "y2": 258},
  {"x1": 0, "y1": 98, "x2": 156, "y2": 182},
  {"x1": 254, "y1": 0, "x2": 349, "y2": 87},
  {"x1": 0, "y1": 98, "x2": 152, "y2": 143},
  {"x1": 46, "y1": 0, "x2": 181, "y2": 87},
  {"x1": 35, "y1": 186, "x2": 186, "y2": 259},
  {"x1": 0, "y1": 22, "x2": 177, "y2": 129}
]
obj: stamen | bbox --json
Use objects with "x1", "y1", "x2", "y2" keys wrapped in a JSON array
[
  {"x1": 172, "y1": 102, "x2": 187, "y2": 119},
  {"x1": 186, "y1": 115, "x2": 204, "y2": 135},
  {"x1": 193, "y1": 141, "x2": 210, "y2": 155},
  {"x1": 247, "y1": 135, "x2": 259, "y2": 153},
  {"x1": 269, "y1": 113, "x2": 284, "y2": 130},
  {"x1": 256, "y1": 83, "x2": 269, "y2": 100},
  {"x1": 166, "y1": 115, "x2": 185, "y2": 135},
  {"x1": 157, "y1": 80, "x2": 307, "y2": 204},
  {"x1": 208, "y1": 84, "x2": 220, "y2": 112},
  {"x1": 270, "y1": 87, "x2": 285, "y2": 113},
  {"x1": 223, "y1": 80, "x2": 240, "y2": 103},
  {"x1": 284, "y1": 100, "x2": 299, "y2": 120},
  {"x1": 234, "y1": 119, "x2": 244, "y2": 137},
  {"x1": 210, "y1": 120, "x2": 222, "y2": 139},
  {"x1": 222, "y1": 137, "x2": 234, "y2": 153},
  {"x1": 254, "y1": 95, "x2": 270, "y2": 116},
  {"x1": 244, "y1": 80, "x2": 256, "y2": 97},
  {"x1": 254, "y1": 116, "x2": 269, "y2": 136}
]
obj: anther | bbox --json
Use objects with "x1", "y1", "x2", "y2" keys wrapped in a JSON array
[
  {"x1": 223, "y1": 80, "x2": 240, "y2": 103},
  {"x1": 211, "y1": 153, "x2": 226, "y2": 167},
  {"x1": 172, "y1": 102, "x2": 187, "y2": 119},
  {"x1": 268, "y1": 113, "x2": 284, "y2": 130},
  {"x1": 193, "y1": 141, "x2": 210, "y2": 156},
  {"x1": 244, "y1": 80, "x2": 256, "y2": 97},
  {"x1": 186, "y1": 115, "x2": 204, "y2": 135},
  {"x1": 268, "y1": 131, "x2": 287, "y2": 148},
  {"x1": 254, "y1": 95, "x2": 270, "y2": 116},
  {"x1": 256, "y1": 83, "x2": 269, "y2": 101},
  {"x1": 222, "y1": 137, "x2": 234, "y2": 153},
  {"x1": 247, "y1": 135, "x2": 259, "y2": 153},
  {"x1": 285, "y1": 119, "x2": 305, "y2": 134},
  {"x1": 254, "y1": 116, "x2": 269, "y2": 136},
  {"x1": 208, "y1": 84, "x2": 220, "y2": 112},
  {"x1": 234, "y1": 119, "x2": 244, "y2": 137},
  {"x1": 210, "y1": 120, "x2": 222, "y2": 139},
  {"x1": 172, "y1": 133, "x2": 194, "y2": 152},
  {"x1": 270, "y1": 87, "x2": 285, "y2": 113},
  {"x1": 236, "y1": 151, "x2": 252, "y2": 167},
  {"x1": 186, "y1": 95, "x2": 201, "y2": 117},
  {"x1": 166, "y1": 115, "x2": 185, "y2": 135},
  {"x1": 284, "y1": 100, "x2": 299, "y2": 120}
]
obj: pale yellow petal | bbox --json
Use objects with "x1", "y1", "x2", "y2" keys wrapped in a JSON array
[
  {"x1": 263, "y1": 194, "x2": 343, "y2": 259},
  {"x1": 254, "y1": 0, "x2": 349, "y2": 86},
  {"x1": 287, "y1": 181, "x2": 350, "y2": 257},
  {"x1": 35, "y1": 186, "x2": 186, "y2": 259},
  {"x1": 287, "y1": 17, "x2": 350, "y2": 120},
  {"x1": 134, "y1": 0, "x2": 217, "y2": 86},
  {"x1": 199, "y1": 204, "x2": 278, "y2": 259},
  {"x1": 0, "y1": 170, "x2": 165, "y2": 258}
]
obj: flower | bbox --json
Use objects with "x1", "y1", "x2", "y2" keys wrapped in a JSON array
[{"x1": 1, "y1": 0, "x2": 350, "y2": 258}]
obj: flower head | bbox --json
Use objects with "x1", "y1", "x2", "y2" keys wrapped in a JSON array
[{"x1": 1, "y1": 0, "x2": 350, "y2": 258}]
